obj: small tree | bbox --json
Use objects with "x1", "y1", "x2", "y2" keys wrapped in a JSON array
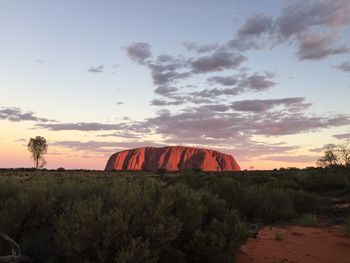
[{"x1": 27, "y1": 136, "x2": 48, "y2": 169}]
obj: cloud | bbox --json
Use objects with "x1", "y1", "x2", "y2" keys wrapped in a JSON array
[
  {"x1": 198, "y1": 104, "x2": 231, "y2": 112},
  {"x1": 87, "y1": 65, "x2": 104, "y2": 73},
  {"x1": 36, "y1": 122, "x2": 128, "y2": 131},
  {"x1": 14, "y1": 138, "x2": 27, "y2": 142},
  {"x1": 36, "y1": 118, "x2": 153, "y2": 133},
  {"x1": 333, "y1": 132, "x2": 350, "y2": 139},
  {"x1": 190, "y1": 49, "x2": 247, "y2": 73},
  {"x1": 334, "y1": 61, "x2": 350, "y2": 72},
  {"x1": 296, "y1": 31, "x2": 349, "y2": 60},
  {"x1": 207, "y1": 76, "x2": 238, "y2": 86},
  {"x1": 151, "y1": 71, "x2": 190, "y2": 86},
  {"x1": 276, "y1": 0, "x2": 350, "y2": 38},
  {"x1": 227, "y1": 38, "x2": 262, "y2": 51},
  {"x1": 154, "y1": 86, "x2": 179, "y2": 96},
  {"x1": 191, "y1": 72, "x2": 276, "y2": 98},
  {"x1": 231, "y1": 97, "x2": 310, "y2": 113},
  {"x1": 190, "y1": 87, "x2": 241, "y2": 98},
  {"x1": 150, "y1": 98, "x2": 185, "y2": 106},
  {"x1": 124, "y1": 41, "x2": 254, "y2": 107},
  {"x1": 126, "y1": 42, "x2": 152, "y2": 64},
  {"x1": 36, "y1": 59, "x2": 45, "y2": 64},
  {"x1": 147, "y1": 55, "x2": 191, "y2": 87},
  {"x1": 52, "y1": 140, "x2": 165, "y2": 154},
  {"x1": 309, "y1": 144, "x2": 335, "y2": 153},
  {"x1": 142, "y1": 103, "x2": 350, "y2": 142},
  {"x1": 97, "y1": 132, "x2": 141, "y2": 139},
  {"x1": 232, "y1": 0, "x2": 350, "y2": 60},
  {"x1": 238, "y1": 72, "x2": 276, "y2": 91},
  {"x1": 0, "y1": 107, "x2": 50, "y2": 122},
  {"x1": 238, "y1": 14, "x2": 274, "y2": 37},
  {"x1": 183, "y1": 41, "x2": 219, "y2": 53},
  {"x1": 252, "y1": 113, "x2": 350, "y2": 136},
  {"x1": 259, "y1": 155, "x2": 319, "y2": 163}
]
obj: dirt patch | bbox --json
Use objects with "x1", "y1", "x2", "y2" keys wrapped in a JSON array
[{"x1": 237, "y1": 225, "x2": 350, "y2": 263}]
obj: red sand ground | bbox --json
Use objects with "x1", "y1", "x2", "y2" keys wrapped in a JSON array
[{"x1": 237, "y1": 225, "x2": 350, "y2": 263}]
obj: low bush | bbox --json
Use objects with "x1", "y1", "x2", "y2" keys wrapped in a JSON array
[
  {"x1": 344, "y1": 217, "x2": 350, "y2": 236},
  {"x1": 0, "y1": 168, "x2": 346, "y2": 262},
  {"x1": 296, "y1": 214, "x2": 318, "y2": 227},
  {"x1": 0, "y1": 177, "x2": 248, "y2": 263}
]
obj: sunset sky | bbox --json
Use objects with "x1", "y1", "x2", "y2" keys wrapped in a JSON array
[{"x1": 1, "y1": 0, "x2": 350, "y2": 170}]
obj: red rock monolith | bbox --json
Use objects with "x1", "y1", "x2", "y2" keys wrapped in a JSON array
[{"x1": 105, "y1": 146, "x2": 240, "y2": 171}]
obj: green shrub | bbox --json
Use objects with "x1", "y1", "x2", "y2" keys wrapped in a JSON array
[
  {"x1": 344, "y1": 217, "x2": 350, "y2": 236},
  {"x1": 115, "y1": 238, "x2": 157, "y2": 263},
  {"x1": 193, "y1": 178, "x2": 298, "y2": 223},
  {"x1": 296, "y1": 214, "x2": 318, "y2": 227},
  {"x1": 1, "y1": 169, "x2": 347, "y2": 262},
  {"x1": 0, "y1": 177, "x2": 248, "y2": 263},
  {"x1": 296, "y1": 174, "x2": 350, "y2": 193}
]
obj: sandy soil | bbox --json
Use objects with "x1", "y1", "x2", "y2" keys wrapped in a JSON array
[{"x1": 237, "y1": 225, "x2": 350, "y2": 263}]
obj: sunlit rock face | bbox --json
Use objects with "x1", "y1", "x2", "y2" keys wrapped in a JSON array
[{"x1": 105, "y1": 146, "x2": 240, "y2": 172}]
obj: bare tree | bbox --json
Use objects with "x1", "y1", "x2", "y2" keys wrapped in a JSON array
[
  {"x1": 317, "y1": 142, "x2": 350, "y2": 169},
  {"x1": 27, "y1": 136, "x2": 48, "y2": 169},
  {"x1": 338, "y1": 142, "x2": 350, "y2": 167}
]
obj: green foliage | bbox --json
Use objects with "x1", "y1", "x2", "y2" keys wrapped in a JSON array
[
  {"x1": 0, "y1": 176, "x2": 247, "y2": 262},
  {"x1": 344, "y1": 217, "x2": 350, "y2": 236},
  {"x1": 296, "y1": 214, "x2": 318, "y2": 227},
  {"x1": 116, "y1": 238, "x2": 157, "y2": 263},
  {"x1": 0, "y1": 168, "x2": 348, "y2": 262},
  {"x1": 178, "y1": 176, "x2": 321, "y2": 224}
]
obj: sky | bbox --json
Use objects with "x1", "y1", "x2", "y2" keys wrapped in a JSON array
[{"x1": 0, "y1": 0, "x2": 350, "y2": 170}]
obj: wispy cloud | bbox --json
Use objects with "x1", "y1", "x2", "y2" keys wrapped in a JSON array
[
  {"x1": 183, "y1": 41, "x2": 219, "y2": 53},
  {"x1": 87, "y1": 65, "x2": 104, "y2": 73},
  {"x1": 231, "y1": 97, "x2": 311, "y2": 113},
  {"x1": 0, "y1": 107, "x2": 50, "y2": 122},
  {"x1": 51, "y1": 140, "x2": 165, "y2": 154},
  {"x1": 259, "y1": 155, "x2": 319, "y2": 163},
  {"x1": 36, "y1": 122, "x2": 128, "y2": 131},
  {"x1": 35, "y1": 59, "x2": 45, "y2": 64},
  {"x1": 334, "y1": 61, "x2": 350, "y2": 73},
  {"x1": 333, "y1": 132, "x2": 350, "y2": 139}
]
